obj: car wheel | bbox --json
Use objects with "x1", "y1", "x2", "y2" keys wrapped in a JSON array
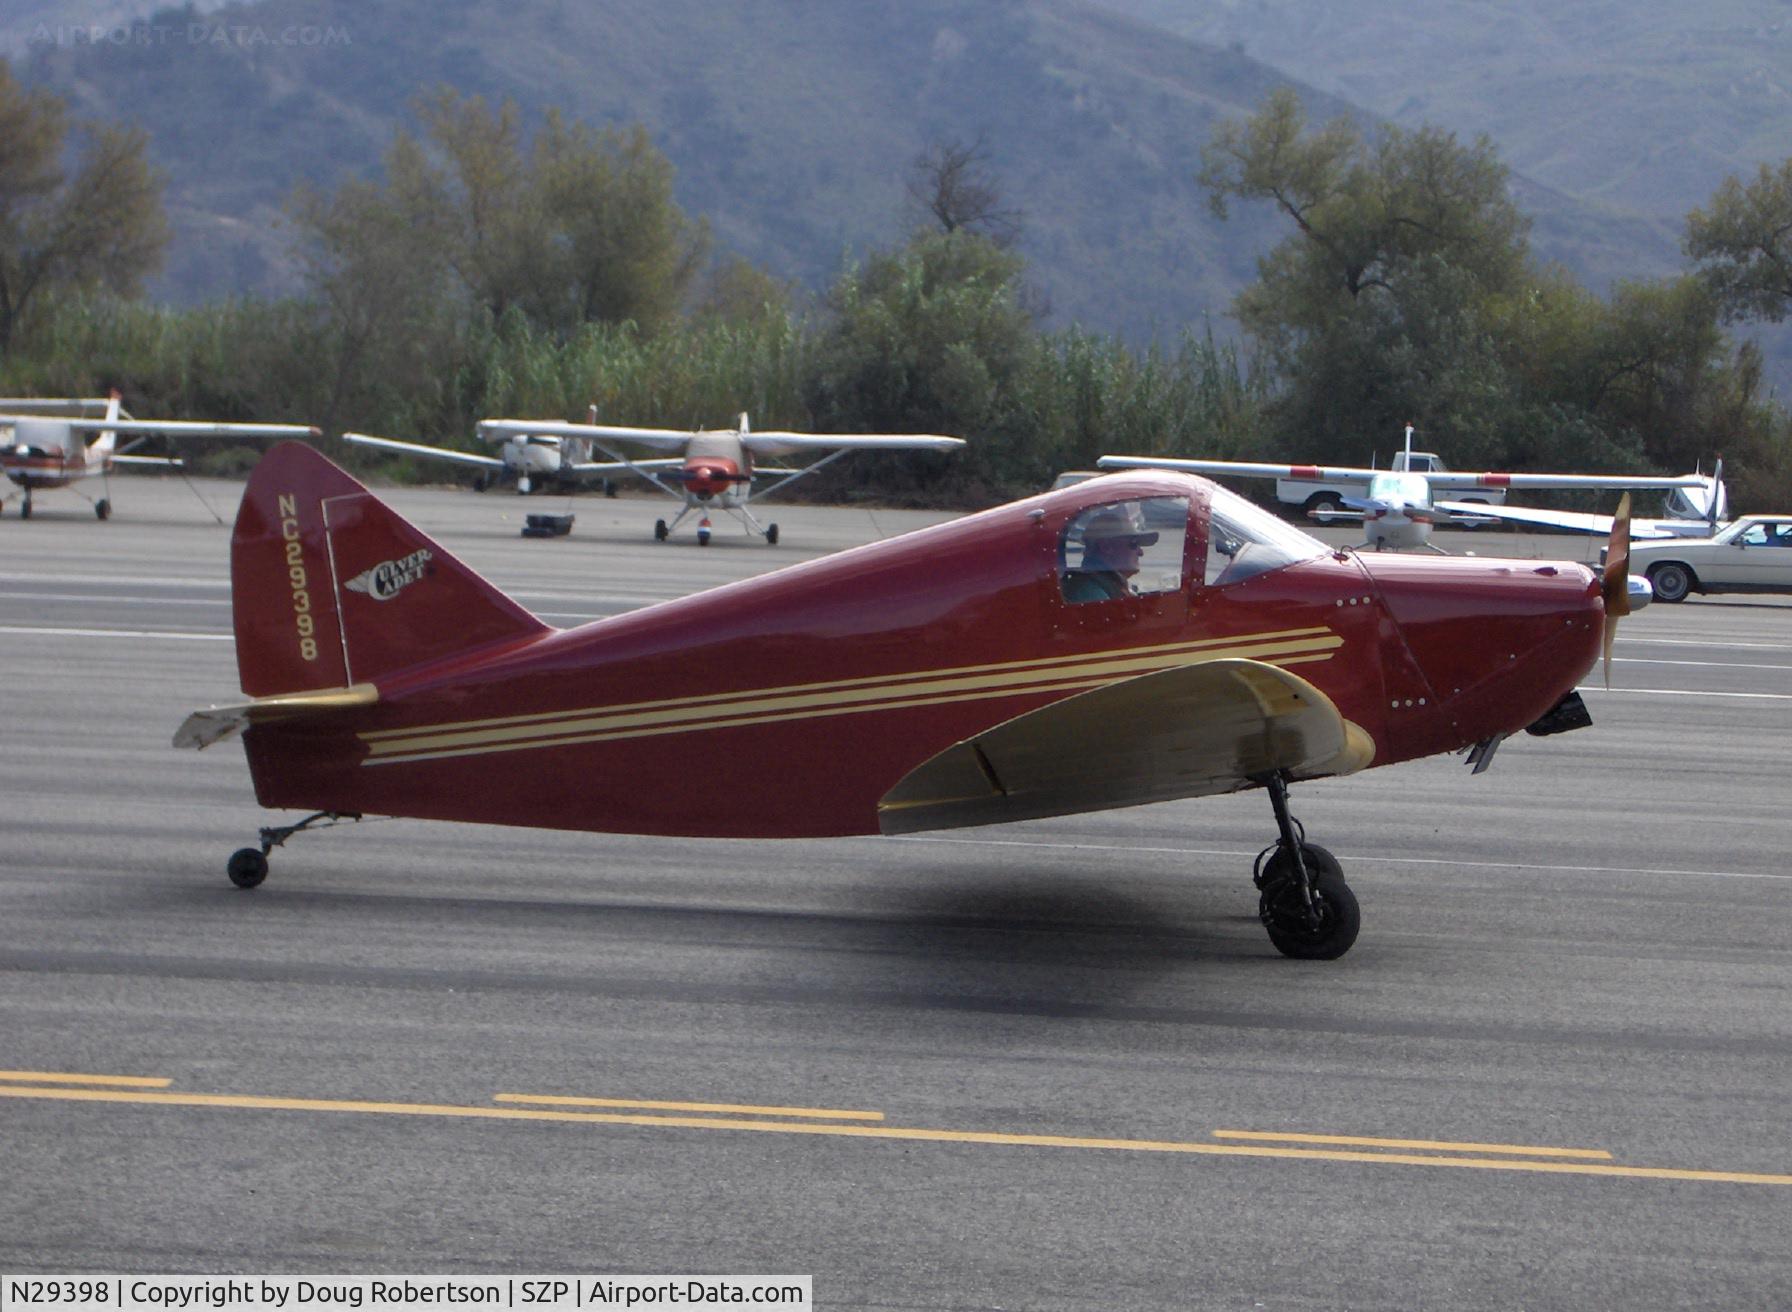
[
  {"x1": 1305, "y1": 493, "x2": 1345, "y2": 525},
  {"x1": 1648, "y1": 561, "x2": 1695, "y2": 603}
]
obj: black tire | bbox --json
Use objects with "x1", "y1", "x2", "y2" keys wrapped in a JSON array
[
  {"x1": 765, "y1": 523, "x2": 779, "y2": 545},
  {"x1": 95, "y1": 499, "x2": 111, "y2": 521},
  {"x1": 1304, "y1": 493, "x2": 1345, "y2": 525},
  {"x1": 1258, "y1": 843, "x2": 1361, "y2": 960},
  {"x1": 653, "y1": 519, "x2": 669, "y2": 541},
  {"x1": 1647, "y1": 561, "x2": 1695, "y2": 604},
  {"x1": 226, "y1": 848, "x2": 269, "y2": 889}
]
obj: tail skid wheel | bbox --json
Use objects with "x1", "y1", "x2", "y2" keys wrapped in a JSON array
[
  {"x1": 226, "y1": 848, "x2": 269, "y2": 889},
  {"x1": 1257, "y1": 843, "x2": 1360, "y2": 960}
]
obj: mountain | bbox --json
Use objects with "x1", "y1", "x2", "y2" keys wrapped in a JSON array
[
  {"x1": 1094, "y1": 0, "x2": 1792, "y2": 228},
  {"x1": 3, "y1": 0, "x2": 1758, "y2": 356}
]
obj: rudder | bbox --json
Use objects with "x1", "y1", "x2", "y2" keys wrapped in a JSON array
[{"x1": 231, "y1": 441, "x2": 549, "y2": 697}]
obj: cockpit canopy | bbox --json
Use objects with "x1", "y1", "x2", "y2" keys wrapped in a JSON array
[{"x1": 1059, "y1": 483, "x2": 1327, "y2": 603}]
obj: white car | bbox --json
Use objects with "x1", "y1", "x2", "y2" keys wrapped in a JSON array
[{"x1": 1628, "y1": 515, "x2": 1792, "y2": 602}]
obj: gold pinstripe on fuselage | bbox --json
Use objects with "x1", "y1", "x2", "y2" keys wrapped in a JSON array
[{"x1": 358, "y1": 626, "x2": 1344, "y2": 766}]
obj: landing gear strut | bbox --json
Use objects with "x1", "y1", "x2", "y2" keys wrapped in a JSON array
[
  {"x1": 225, "y1": 810, "x2": 361, "y2": 889},
  {"x1": 1251, "y1": 772, "x2": 1360, "y2": 959}
]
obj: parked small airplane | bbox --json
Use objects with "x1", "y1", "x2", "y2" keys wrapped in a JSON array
[
  {"x1": 343, "y1": 411, "x2": 964, "y2": 544},
  {"x1": 177, "y1": 448, "x2": 1641, "y2": 960},
  {"x1": 1, "y1": 393, "x2": 319, "y2": 519},
  {"x1": 475, "y1": 410, "x2": 965, "y2": 544},
  {"x1": 341, "y1": 427, "x2": 674, "y2": 497},
  {"x1": 1439, "y1": 460, "x2": 1728, "y2": 541},
  {"x1": 1100, "y1": 428, "x2": 1704, "y2": 552}
]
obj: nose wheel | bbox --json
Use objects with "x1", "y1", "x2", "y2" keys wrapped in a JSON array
[{"x1": 1251, "y1": 773, "x2": 1361, "y2": 959}]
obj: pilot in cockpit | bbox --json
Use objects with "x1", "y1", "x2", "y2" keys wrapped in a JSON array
[{"x1": 1063, "y1": 506, "x2": 1160, "y2": 603}]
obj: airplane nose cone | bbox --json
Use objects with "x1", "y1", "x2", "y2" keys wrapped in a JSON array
[{"x1": 1360, "y1": 554, "x2": 1604, "y2": 749}]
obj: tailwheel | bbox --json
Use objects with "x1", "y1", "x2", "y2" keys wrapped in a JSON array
[
  {"x1": 226, "y1": 848, "x2": 269, "y2": 889},
  {"x1": 1256, "y1": 844, "x2": 1359, "y2": 960},
  {"x1": 222, "y1": 810, "x2": 360, "y2": 890}
]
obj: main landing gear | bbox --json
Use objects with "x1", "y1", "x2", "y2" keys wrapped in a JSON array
[
  {"x1": 1250, "y1": 772, "x2": 1361, "y2": 960},
  {"x1": 225, "y1": 810, "x2": 362, "y2": 889}
]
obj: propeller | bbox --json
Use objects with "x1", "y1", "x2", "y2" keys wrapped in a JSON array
[{"x1": 1599, "y1": 492, "x2": 1633, "y2": 687}]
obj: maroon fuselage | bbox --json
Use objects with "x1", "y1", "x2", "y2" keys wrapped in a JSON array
[{"x1": 243, "y1": 472, "x2": 1604, "y2": 837}]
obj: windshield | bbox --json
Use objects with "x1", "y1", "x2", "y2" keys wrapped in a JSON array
[{"x1": 1205, "y1": 484, "x2": 1329, "y2": 587}]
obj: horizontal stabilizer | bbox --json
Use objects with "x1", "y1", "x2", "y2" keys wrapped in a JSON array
[
  {"x1": 175, "y1": 684, "x2": 379, "y2": 750},
  {"x1": 877, "y1": 658, "x2": 1373, "y2": 834}
]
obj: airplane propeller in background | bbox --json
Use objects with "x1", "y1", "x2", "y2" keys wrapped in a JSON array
[{"x1": 1601, "y1": 492, "x2": 1634, "y2": 688}]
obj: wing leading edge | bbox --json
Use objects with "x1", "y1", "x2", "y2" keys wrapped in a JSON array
[{"x1": 877, "y1": 658, "x2": 1374, "y2": 835}]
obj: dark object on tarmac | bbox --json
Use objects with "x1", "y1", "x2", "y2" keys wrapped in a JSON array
[{"x1": 522, "y1": 512, "x2": 575, "y2": 538}]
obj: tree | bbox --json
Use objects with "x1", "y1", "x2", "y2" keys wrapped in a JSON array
[
  {"x1": 1686, "y1": 159, "x2": 1792, "y2": 324},
  {"x1": 1198, "y1": 89, "x2": 1532, "y2": 461},
  {"x1": 290, "y1": 90, "x2": 708, "y2": 354},
  {"x1": 906, "y1": 136, "x2": 1023, "y2": 247},
  {"x1": 806, "y1": 231, "x2": 1033, "y2": 498},
  {"x1": 0, "y1": 60, "x2": 169, "y2": 353}
]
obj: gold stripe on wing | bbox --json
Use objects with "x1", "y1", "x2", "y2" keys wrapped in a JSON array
[
  {"x1": 360, "y1": 627, "x2": 1341, "y2": 746},
  {"x1": 364, "y1": 644, "x2": 1344, "y2": 767}
]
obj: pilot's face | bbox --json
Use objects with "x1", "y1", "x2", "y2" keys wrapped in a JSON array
[{"x1": 1090, "y1": 534, "x2": 1148, "y2": 577}]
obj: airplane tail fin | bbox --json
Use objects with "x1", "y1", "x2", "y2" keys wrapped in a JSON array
[
  {"x1": 88, "y1": 389, "x2": 123, "y2": 461},
  {"x1": 230, "y1": 440, "x2": 550, "y2": 697}
]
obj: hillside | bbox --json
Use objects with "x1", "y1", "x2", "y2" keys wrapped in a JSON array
[
  {"x1": 12, "y1": 0, "x2": 1700, "y2": 353},
  {"x1": 1096, "y1": 0, "x2": 1792, "y2": 227}
]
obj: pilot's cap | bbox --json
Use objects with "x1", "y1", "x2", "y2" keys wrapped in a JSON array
[{"x1": 1081, "y1": 505, "x2": 1159, "y2": 547}]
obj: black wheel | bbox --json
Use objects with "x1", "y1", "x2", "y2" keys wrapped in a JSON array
[
  {"x1": 654, "y1": 519, "x2": 669, "y2": 541},
  {"x1": 1257, "y1": 843, "x2": 1360, "y2": 960},
  {"x1": 765, "y1": 523, "x2": 779, "y2": 545},
  {"x1": 473, "y1": 474, "x2": 488, "y2": 492},
  {"x1": 1647, "y1": 561, "x2": 1695, "y2": 604},
  {"x1": 95, "y1": 499, "x2": 111, "y2": 521},
  {"x1": 19, "y1": 497, "x2": 30, "y2": 520},
  {"x1": 697, "y1": 526, "x2": 711, "y2": 546},
  {"x1": 1305, "y1": 493, "x2": 1345, "y2": 525},
  {"x1": 226, "y1": 848, "x2": 269, "y2": 889}
]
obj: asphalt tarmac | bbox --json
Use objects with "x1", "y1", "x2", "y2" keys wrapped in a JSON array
[{"x1": 2, "y1": 474, "x2": 1788, "y2": 1309}]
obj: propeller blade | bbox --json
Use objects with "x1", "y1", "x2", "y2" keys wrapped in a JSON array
[{"x1": 1600, "y1": 493, "x2": 1633, "y2": 687}]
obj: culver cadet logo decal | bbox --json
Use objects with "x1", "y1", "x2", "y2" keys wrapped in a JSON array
[{"x1": 345, "y1": 548, "x2": 434, "y2": 601}]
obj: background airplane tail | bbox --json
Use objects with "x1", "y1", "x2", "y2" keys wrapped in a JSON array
[{"x1": 231, "y1": 440, "x2": 550, "y2": 697}]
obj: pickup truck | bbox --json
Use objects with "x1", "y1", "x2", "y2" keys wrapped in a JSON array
[{"x1": 1277, "y1": 450, "x2": 1507, "y2": 523}]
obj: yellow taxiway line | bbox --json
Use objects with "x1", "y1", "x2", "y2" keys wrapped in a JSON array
[
  {"x1": 494, "y1": 1093, "x2": 883, "y2": 1120},
  {"x1": 0, "y1": 1069, "x2": 173, "y2": 1088},
  {"x1": 2, "y1": 1076, "x2": 1787, "y2": 1187}
]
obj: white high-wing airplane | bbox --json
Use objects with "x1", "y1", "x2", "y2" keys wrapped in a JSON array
[
  {"x1": 1099, "y1": 428, "x2": 1706, "y2": 552},
  {"x1": 1, "y1": 392, "x2": 319, "y2": 519},
  {"x1": 1434, "y1": 459, "x2": 1728, "y2": 541},
  {"x1": 341, "y1": 427, "x2": 676, "y2": 497},
  {"x1": 472, "y1": 410, "x2": 965, "y2": 544}
]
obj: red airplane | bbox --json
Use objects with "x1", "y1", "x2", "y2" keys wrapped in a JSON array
[{"x1": 177, "y1": 442, "x2": 1634, "y2": 959}]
